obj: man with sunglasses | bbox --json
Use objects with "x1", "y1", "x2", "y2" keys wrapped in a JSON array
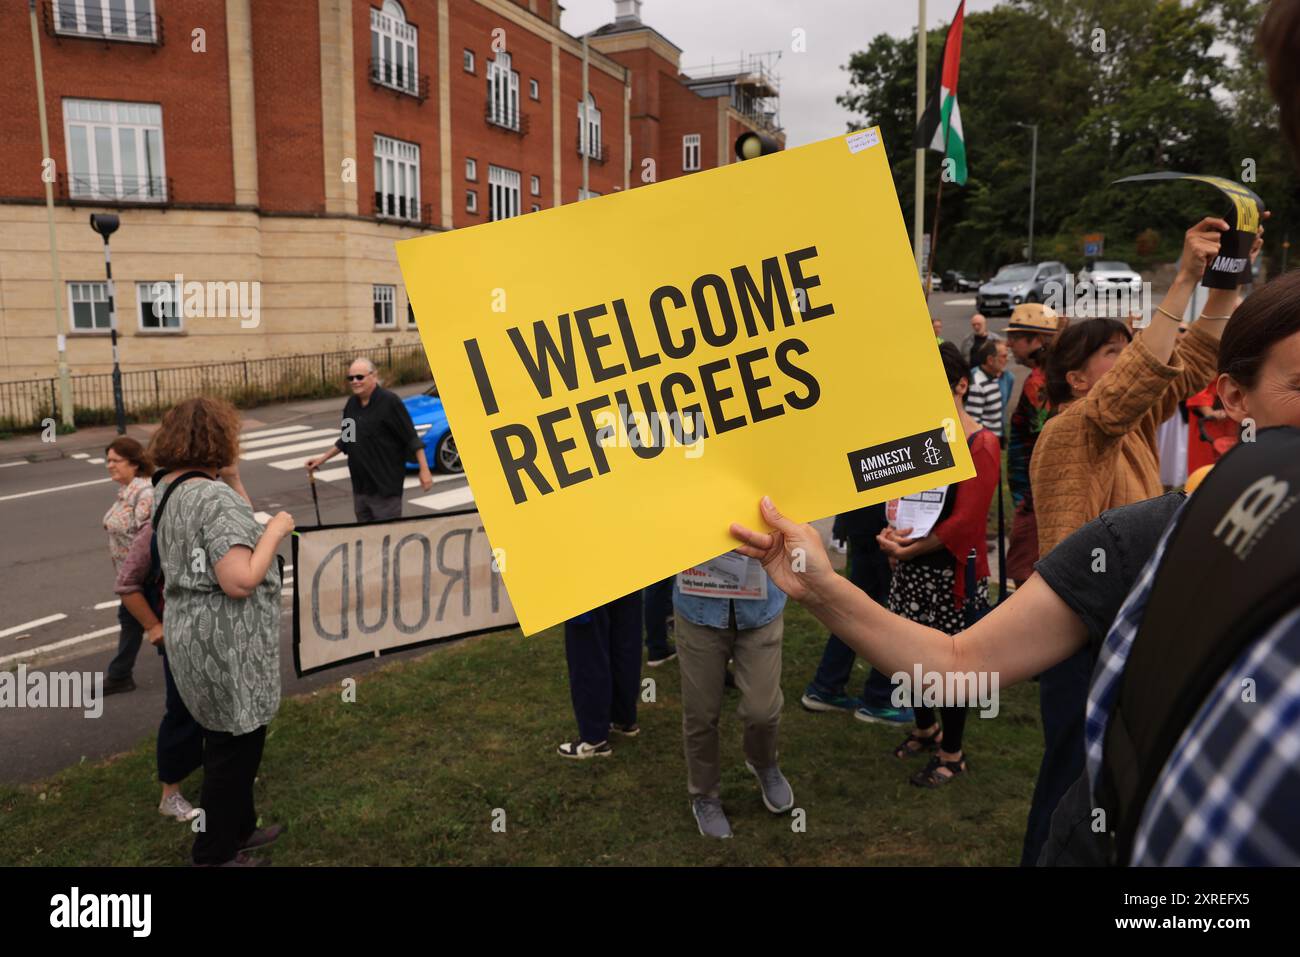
[{"x1": 305, "y1": 358, "x2": 433, "y2": 522}]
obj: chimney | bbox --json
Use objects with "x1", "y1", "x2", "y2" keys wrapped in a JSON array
[{"x1": 614, "y1": 0, "x2": 642, "y2": 24}]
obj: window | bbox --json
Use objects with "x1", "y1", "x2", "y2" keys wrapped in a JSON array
[
  {"x1": 463, "y1": 49, "x2": 475, "y2": 73},
  {"x1": 137, "y1": 280, "x2": 181, "y2": 331},
  {"x1": 466, "y1": 157, "x2": 477, "y2": 181},
  {"x1": 466, "y1": 190, "x2": 478, "y2": 213},
  {"x1": 578, "y1": 94, "x2": 602, "y2": 160},
  {"x1": 683, "y1": 133, "x2": 701, "y2": 171},
  {"x1": 68, "y1": 282, "x2": 111, "y2": 332},
  {"x1": 488, "y1": 165, "x2": 521, "y2": 221},
  {"x1": 53, "y1": 0, "x2": 156, "y2": 43},
  {"x1": 529, "y1": 78, "x2": 539, "y2": 100},
  {"x1": 373, "y1": 285, "x2": 396, "y2": 328},
  {"x1": 530, "y1": 204, "x2": 540, "y2": 213},
  {"x1": 578, "y1": 188, "x2": 602, "y2": 201},
  {"x1": 530, "y1": 175, "x2": 540, "y2": 196},
  {"x1": 487, "y1": 51, "x2": 521, "y2": 130},
  {"x1": 63, "y1": 99, "x2": 166, "y2": 202},
  {"x1": 370, "y1": 1, "x2": 419, "y2": 95},
  {"x1": 373, "y1": 134, "x2": 421, "y2": 222},
  {"x1": 407, "y1": 300, "x2": 416, "y2": 326}
]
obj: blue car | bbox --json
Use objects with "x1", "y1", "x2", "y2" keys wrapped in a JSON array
[{"x1": 403, "y1": 386, "x2": 462, "y2": 474}]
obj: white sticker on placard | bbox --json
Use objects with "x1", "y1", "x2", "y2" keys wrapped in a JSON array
[{"x1": 847, "y1": 129, "x2": 880, "y2": 154}]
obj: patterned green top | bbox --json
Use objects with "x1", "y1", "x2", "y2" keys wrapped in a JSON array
[{"x1": 154, "y1": 478, "x2": 282, "y2": 734}]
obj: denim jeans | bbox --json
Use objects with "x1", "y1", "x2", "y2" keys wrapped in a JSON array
[
  {"x1": 107, "y1": 604, "x2": 144, "y2": 683},
  {"x1": 564, "y1": 592, "x2": 643, "y2": 744},
  {"x1": 808, "y1": 536, "x2": 894, "y2": 707},
  {"x1": 642, "y1": 576, "x2": 674, "y2": 659}
]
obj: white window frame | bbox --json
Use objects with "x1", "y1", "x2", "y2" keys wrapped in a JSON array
[
  {"x1": 373, "y1": 285, "x2": 396, "y2": 328},
  {"x1": 529, "y1": 78, "x2": 540, "y2": 100},
  {"x1": 487, "y1": 51, "x2": 521, "y2": 130},
  {"x1": 466, "y1": 189, "x2": 478, "y2": 213},
  {"x1": 137, "y1": 280, "x2": 182, "y2": 332},
  {"x1": 463, "y1": 49, "x2": 475, "y2": 73},
  {"x1": 67, "y1": 281, "x2": 111, "y2": 333},
  {"x1": 578, "y1": 94, "x2": 602, "y2": 160},
  {"x1": 488, "y1": 165, "x2": 521, "y2": 221},
  {"x1": 63, "y1": 98, "x2": 166, "y2": 203},
  {"x1": 406, "y1": 298, "x2": 417, "y2": 326},
  {"x1": 53, "y1": 0, "x2": 156, "y2": 43},
  {"x1": 373, "y1": 134, "x2": 421, "y2": 222},
  {"x1": 466, "y1": 157, "x2": 478, "y2": 181},
  {"x1": 370, "y1": 1, "x2": 420, "y2": 97},
  {"x1": 530, "y1": 175, "x2": 540, "y2": 196},
  {"x1": 530, "y1": 204, "x2": 540, "y2": 213},
  {"x1": 578, "y1": 188, "x2": 602, "y2": 201},
  {"x1": 683, "y1": 133, "x2": 701, "y2": 171}
]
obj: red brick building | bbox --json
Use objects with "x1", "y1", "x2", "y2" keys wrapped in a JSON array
[{"x1": 0, "y1": 0, "x2": 783, "y2": 385}]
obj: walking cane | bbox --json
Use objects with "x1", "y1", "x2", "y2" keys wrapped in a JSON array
[{"x1": 309, "y1": 470, "x2": 322, "y2": 525}]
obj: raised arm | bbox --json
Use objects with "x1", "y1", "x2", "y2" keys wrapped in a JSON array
[{"x1": 730, "y1": 498, "x2": 1088, "y2": 689}]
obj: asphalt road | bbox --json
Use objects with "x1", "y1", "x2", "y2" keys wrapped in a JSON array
[{"x1": 0, "y1": 292, "x2": 1001, "y2": 785}]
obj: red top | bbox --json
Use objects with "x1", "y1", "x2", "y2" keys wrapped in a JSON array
[{"x1": 934, "y1": 427, "x2": 1001, "y2": 606}]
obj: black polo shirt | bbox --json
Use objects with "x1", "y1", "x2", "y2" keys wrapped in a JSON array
[{"x1": 334, "y1": 387, "x2": 423, "y2": 497}]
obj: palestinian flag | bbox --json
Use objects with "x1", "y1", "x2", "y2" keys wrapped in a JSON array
[{"x1": 913, "y1": 1, "x2": 967, "y2": 186}]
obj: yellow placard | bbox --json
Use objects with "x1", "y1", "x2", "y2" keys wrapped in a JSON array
[{"x1": 397, "y1": 128, "x2": 974, "y2": 635}]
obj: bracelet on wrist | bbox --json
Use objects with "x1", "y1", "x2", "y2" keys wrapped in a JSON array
[{"x1": 1154, "y1": 305, "x2": 1183, "y2": 323}]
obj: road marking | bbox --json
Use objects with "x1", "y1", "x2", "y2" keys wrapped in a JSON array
[
  {"x1": 0, "y1": 461, "x2": 27, "y2": 469},
  {"x1": 241, "y1": 424, "x2": 312, "y2": 440},
  {"x1": 409, "y1": 485, "x2": 475, "y2": 511},
  {"x1": 948, "y1": 297, "x2": 976, "y2": 306},
  {"x1": 70, "y1": 452, "x2": 90, "y2": 459},
  {"x1": 0, "y1": 625, "x2": 120, "y2": 669},
  {"x1": 240, "y1": 437, "x2": 340, "y2": 461},
  {"x1": 240, "y1": 427, "x2": 339, "y2": 451},
  {"x1": 87, "y1": 457, "x2": 105, "y2": 464},
  {"x1": 0, "y1": 477, "x2": 113, "y2": 502},
  {"x1": 93, "y1": 600, "x2": 120, "y2": 610},
  {"x1": 0, "y1": 613, "x2": 67, "y2": 640}
]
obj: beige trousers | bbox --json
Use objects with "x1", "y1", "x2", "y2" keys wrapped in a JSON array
[{"x1": 675, "y1": 610, "x2": 784, "y2": 799}]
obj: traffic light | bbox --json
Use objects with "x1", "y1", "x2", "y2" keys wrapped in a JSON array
[{"x1": 734, "y1": 131, "x2": 780, "y2": 161}]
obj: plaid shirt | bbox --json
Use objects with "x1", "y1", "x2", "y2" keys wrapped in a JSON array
[{"x1": 1085, "y1": 505, "x2": 1300, "y2": 865}]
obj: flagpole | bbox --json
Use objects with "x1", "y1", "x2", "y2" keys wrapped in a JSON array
[
  {"x1": 926, "y1": 172, "x2": 944, "y2": 302},
  {"x1": 913, "y1": 0, "x2": 927, "y2": 278}
]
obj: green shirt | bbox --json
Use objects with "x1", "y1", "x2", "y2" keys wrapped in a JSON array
[{"x1": 154, "y1": 478, "x2": 282, "y2": 734}]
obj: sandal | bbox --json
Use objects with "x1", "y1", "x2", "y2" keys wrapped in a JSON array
[
  {"x1": 892, "y1": 728, "x2": 943, "y2": 759},
  {"x1": 909, "y1": 754, "x2": 968, "y2": 788}
]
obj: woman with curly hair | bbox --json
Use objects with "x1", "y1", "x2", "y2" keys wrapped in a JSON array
[{"x1": 148, "y1": 397, "x2": 294, "y2": 867}]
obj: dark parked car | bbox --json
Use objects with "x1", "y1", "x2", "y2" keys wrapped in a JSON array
[
  {"x1": 941, "y1": 270, "x2": 981, "y2": 293},
  {"x1": 976, "y1": 261, "x2": 1069, "y2": 315}
]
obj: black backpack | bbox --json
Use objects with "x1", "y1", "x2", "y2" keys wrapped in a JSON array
[
  {"x1": 142, "y1": 470, "x2": 213, "y2": 618},
  {"x1": 1045, "y1": 427, "x2": 1300, "y2": 865}
]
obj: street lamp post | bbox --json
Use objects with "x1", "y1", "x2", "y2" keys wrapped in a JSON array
[
  {"x1": 89, "y1": 213, "x2": 127, "y2": 435},
  {"x1": 1016, "y1": 122, "x2": 1038, "y2": 261}
]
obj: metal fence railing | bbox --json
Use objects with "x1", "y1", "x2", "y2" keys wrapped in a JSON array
[{"x1": 0, "y1": 343, "x2": 430, "y2": 433}]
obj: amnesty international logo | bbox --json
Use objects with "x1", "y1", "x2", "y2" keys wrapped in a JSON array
[
  {"x1": 846, "y1": 427, "x2": 956, "y2": 493},
  {"x1": 922, "y1": 437, "x2": 943, "y2": 467}
]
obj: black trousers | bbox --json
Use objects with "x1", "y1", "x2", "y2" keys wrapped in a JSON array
[
  {"x1": 564, "y1": 592, "x2": 643, "y2": 744},
  {"x1": 193, "y1": 724, "x2": 267, "y2": 865},
  {"x1": 157, "y1": 650, "x2": 203, "y2": 785}
]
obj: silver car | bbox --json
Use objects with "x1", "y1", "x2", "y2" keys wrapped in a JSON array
[{"x1": 976, "y1": 261, "x2": 1069, "y2": 316}]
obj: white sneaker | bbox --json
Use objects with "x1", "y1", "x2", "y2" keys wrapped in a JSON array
[{"x1": 159, "y1": 792, "x2": 198, "y2": 822}]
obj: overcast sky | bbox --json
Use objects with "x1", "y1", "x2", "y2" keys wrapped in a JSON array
[{"x1": 561, "y1": 0, "x2": 1005, "y2": 147}]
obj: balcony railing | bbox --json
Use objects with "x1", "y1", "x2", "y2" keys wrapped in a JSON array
[
  {"x1": 576, "y1": 137, "x2": 609, "y2": 165},
  {"x1": 44, "y1": 0, "x2": 163, "y2": 46},
  {"x1": 371, "y1": 192, "x2": 434, "y2": 228},
  {"x1": 485, "y1": 102, "x2": 530, "y2": 136},
  {"x1": 58, "y1": 172, "x2": 170, "y2": 205},
  {"x1": 368, "y1": 57, "x2": 430, "y2": 103}
]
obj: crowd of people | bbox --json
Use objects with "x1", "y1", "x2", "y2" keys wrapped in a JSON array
[{"x1": 91, "y1": 0, "x2": 1300, "y2": 866}]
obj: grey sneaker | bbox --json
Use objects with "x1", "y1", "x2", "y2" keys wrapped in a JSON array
[
  {"x1": 746, "y1": 760, "x2": 794, "y2": 813},
  {"x1": 690, "y1": 797, "x2": 733, "y2": 839},
  {"x1": 159, "y1": 792, "x2": 198, "y2": 822}
]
